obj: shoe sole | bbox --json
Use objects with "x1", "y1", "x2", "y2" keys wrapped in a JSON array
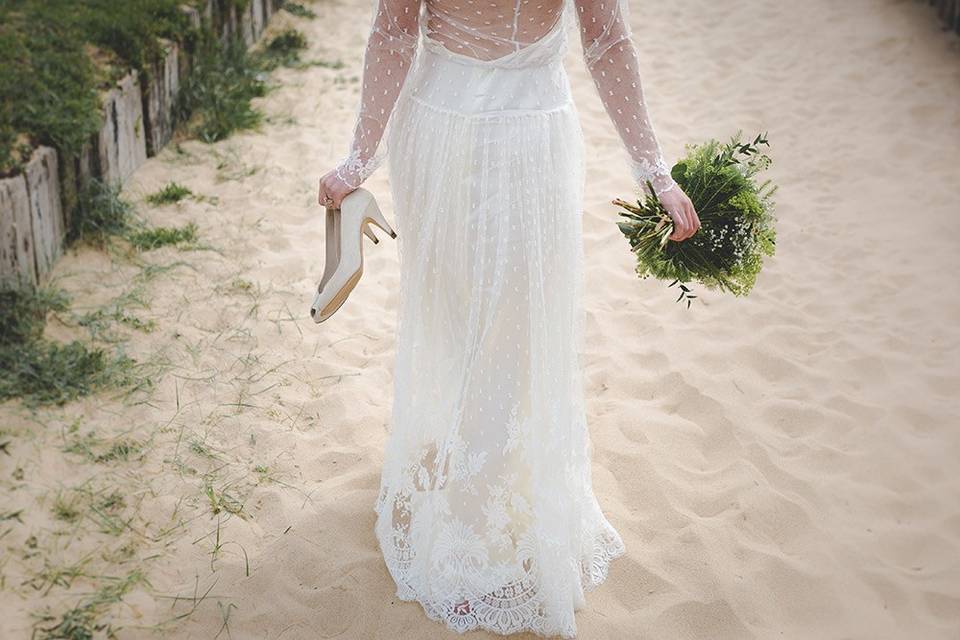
[{"x1": 311, "y1": 266, "x2": 363, "y2": 323}]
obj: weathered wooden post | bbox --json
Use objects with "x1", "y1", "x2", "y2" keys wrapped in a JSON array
[
  {"x1": 96, "y1": 72, "x2": 149, "y2": 185},
  {"x1": 143, "y1": 40, "x2": 183, "y2": 157},
  {"x1": 24, "y1": 148, "x2": 64, "y2": 284},
  {"x1": 0, "y1": 173, "x2": 36, "y2": 288}
]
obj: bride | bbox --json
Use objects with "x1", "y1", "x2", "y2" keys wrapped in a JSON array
[{"x1": 316, "y1": 0, "x2": 699, "y2": 636}]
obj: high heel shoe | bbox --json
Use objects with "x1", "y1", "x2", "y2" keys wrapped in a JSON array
[
  {"x1": 310, "y1": 187, "x2": 397, "y2": 323},
  {"x1": 316, "y1": 205, "x2": 378, "y2": 293}
]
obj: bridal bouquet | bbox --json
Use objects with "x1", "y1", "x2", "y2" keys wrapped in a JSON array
[{"x1": 614, "y1": 132, "x2": 777, "y2": 308}]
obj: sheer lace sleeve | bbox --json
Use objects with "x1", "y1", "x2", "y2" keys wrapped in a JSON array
[
  {"x1": 333, "y1": 0, "x2": 423, "y2": 189},
  {"x1": 573, "y1": 0, "x2": 677, "y2": 196}
]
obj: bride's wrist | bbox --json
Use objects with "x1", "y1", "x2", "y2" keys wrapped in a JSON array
[
  {"x1": 652, "y1": 177, "x2": 678, "y2": 197},
  {"x1": 636, "y1": 174, "x2": 677, "y2": 198},
  {"x1": 334, "y1": 163, "x2": 362, "y2": 190},
  {"x1": 629, "y1": 157, "x2": 675, "y2": 198}
]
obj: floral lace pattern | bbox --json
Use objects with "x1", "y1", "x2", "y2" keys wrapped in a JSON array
[
  {"x1": 334, "y1": 147, "x2": 380, "y2": 190},
  {"x1": 630, "y1": 155, "x2": 678, "y2": 196},
  {"x1": 373, "y1": 429, "x2": 627, "y2": 638}
]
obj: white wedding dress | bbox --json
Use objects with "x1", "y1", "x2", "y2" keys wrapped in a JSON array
[{"x1": 331, "y1": 0, "x2": 677, "y2": 636}]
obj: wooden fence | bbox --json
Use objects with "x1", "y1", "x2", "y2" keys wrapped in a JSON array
[
  {"x1": 0, "y1": 0, "x2": 285, "y2": 290},
  {"x1": 923, "y1": 0, "x2": 960, "y2": 34}
]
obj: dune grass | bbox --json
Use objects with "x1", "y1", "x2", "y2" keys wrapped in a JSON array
[
  {"x1": 283, "y1": 2, "x2": 317, "y2": 19},
  {"x1": 127, "y1": 222, "x2": 200, "y2": 251},
  {"x1": 177, "y1": 27, "x2": 310, "y2": 142},
  {"x1": 0, "y1": 178, "x2": 200, "y2": 406},
  {"x1": 146, "y1": 181, "x2": 194, "y2": 206},
  {"x1": 70, "y1": 178, "x2": 200, "y2": 253},
  {"x1": 261, "y1": 28, "x2": 309, "y2": 68},
  {"x1": 0, "y1": 4, "x2": 316, "y2": 636},
  {"x1": 0, "y1": 285, "x2": 139, "y2": 407},
  {"x1": 33, "y1": 570, "x2": 147, "y2": 640},
  {"x1": 68, "y1": 179, "x2": 137, "y2": 247},
  {"x1": 0, "y1": 7, "x2": 100, "y2": 177},
  {"x1": 177, "y1": 32, "x2": 267, "y2": 143},
  {"x1": 63, "y1": 430, "x2": 144, "y2": 464},
  {"x1": 0, "y1": 0, "x2": 201, "y2": 176},
  {"x1": 0, "y1": 1, "x2": 311, "y2": 174}
]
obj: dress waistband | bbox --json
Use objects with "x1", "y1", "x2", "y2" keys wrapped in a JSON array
[{"x1": 406, "y1": 44, "x2": 573, "y2": 116}]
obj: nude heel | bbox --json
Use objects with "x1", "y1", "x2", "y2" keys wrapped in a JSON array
[
  {"x1": 362, "y1": 197, "x2": 397, "y2": 240},
  {"x1": 310, "y1": 187, "x2": 396, "y2": 323}
]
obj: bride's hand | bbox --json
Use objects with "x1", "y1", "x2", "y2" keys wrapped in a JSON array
[
  {"x1": 317, "y1": 169, "x2": 357, "y2": 209},
  {"x1": 659, "y1": 186, "x2": 700, "y2": 242}
]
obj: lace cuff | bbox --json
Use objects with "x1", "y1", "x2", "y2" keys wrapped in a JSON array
[
  {"x1": 630, "y1": 156, "x2": 677, "y2": 197},
  {"x1": 574, "y1": 0, "x2": 677, "y2": 200},
  {"x1": 334, "y1": 148, "x2": 383, "y2": 190}
]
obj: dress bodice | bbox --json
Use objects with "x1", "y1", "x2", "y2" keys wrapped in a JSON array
[
  {"x1": 410, "y1": 2, "x2": 572, "y2": 116},
  {"x1": 331, "y1": 0, "x2": 679, "y2": 199},
  {"x1": 420, "y1": 0, "x2": 569, "y2": 69}
]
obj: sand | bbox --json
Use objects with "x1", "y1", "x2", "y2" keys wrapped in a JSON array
[{"x1": 1, "y1": 0, "x2": 959, "y2": 638}]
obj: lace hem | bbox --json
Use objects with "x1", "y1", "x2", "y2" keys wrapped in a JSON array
[
  {"x1": 580, "y1": 521, "x2": 627, "y2": 593},
  {"x1": 372, "y1": 494, "x2": 626, "y2": 638}
]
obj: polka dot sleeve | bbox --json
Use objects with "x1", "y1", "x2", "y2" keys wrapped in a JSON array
[
  {"x1": 573, "y1": 0, "x2": 677, "y2": 195},
  {"x1": 333, "y1": 0, "x2": 423, "y2": 189}
]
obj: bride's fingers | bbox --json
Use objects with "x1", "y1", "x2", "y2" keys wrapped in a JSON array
[
  {"x1": 667, "y1": 213, "x2": 681, "y2": 239},
  {"x1": 686, "y1": 202, "x2": 701, "y2": 237},
  {"x1": 318, "y1": 179, "x2": 338, "y2": 208},
  {"x1": 679, "y1": 203, "x2": 696, "y2": 240},
  {"x1": 668, "y1": 208, "x2": 689, "y2": 240},
  {"x1": 317, "y1": 179, "x2": 327, "y2": 206},
  {"x1": 675, "y1": 205, "x2": 693, "y2": 239}
]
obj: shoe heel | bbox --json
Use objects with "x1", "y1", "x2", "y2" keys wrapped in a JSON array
[
  {"x1": 364, "y1": 199, "x2": 397, "y2": 239},
  {"x1": 362, "y1": 224, "x2": 379, "y2": 244}
]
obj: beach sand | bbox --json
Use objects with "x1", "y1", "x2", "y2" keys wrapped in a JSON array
[{"x1": 1, "y1": 0, "x2": 959, "y2": 638}]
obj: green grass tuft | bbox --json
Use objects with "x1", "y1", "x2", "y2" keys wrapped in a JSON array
[
  {"x1": 34, "y1": 570, "x2": 146, "y2": 640},
  {"x1": 0, "y1": 286, "x2": 70, "y2": 345},
  {"x1": 35, "y1": 605, "x2": 99, "y2": 640},
  {"x1": 260, "y1": 28, "x2": 308, "y2": 69},
  {"x1": 52, "y1": 492, "x2": 83, "y2": 524},
  {"x1": 177, "y1": 35, "x2": 267, "y2": 143},
  {"x1": 0, "y1": 6, "x2": 101, "y2": 176},
  {"x1": 69, "y1": 178, "x2": 200, "y2": 252},
  {"x1": 145, "y1": 182, "x2": 193, "y2": 206},
  {"x1": 69, "y1": 179, "x2": 136, "y2": 247},
  {"x1": 97, "y1": 440, "x2": 142, "y2": 463},
  {"x1": 66, "y1": 432, "x2": 143, "y2": 463},
  {"x1": 283, "y1": 3, "x2": 317, "y2": 19},
  {"x1": 0, "y1": 337, "x2": 138, "y2": 407},
  {"x1": 0, "y1": 285, "x2": 139, "y2": 407},
  {"x1": 127, "y1": 222, "x2": 199, "y2": 251}
]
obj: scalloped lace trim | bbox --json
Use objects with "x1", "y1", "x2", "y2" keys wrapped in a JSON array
[{"x1": 373, "y1": 495, "x2": 626, "y2": 638}]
